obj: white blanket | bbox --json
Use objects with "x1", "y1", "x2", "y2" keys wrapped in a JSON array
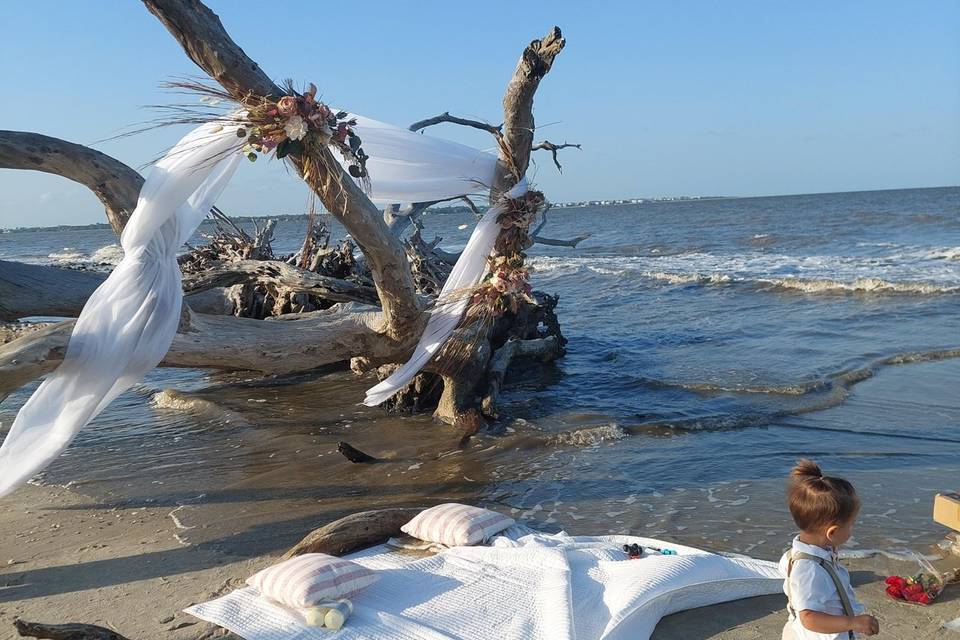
[
  {"x1": 185, "y1": 532, "x2": 782, "y2": 640},
  {"x1": 187, "y1": 544, "x2": 572, "y2": 640}
]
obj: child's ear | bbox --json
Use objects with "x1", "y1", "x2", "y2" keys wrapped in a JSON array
[{"x1": 825, "y1": 524, "x2": 839, "y2": 542}]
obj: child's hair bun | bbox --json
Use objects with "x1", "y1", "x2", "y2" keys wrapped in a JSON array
[{"x1": 791, "y1": 458, "x2": 823, "y2": 481}]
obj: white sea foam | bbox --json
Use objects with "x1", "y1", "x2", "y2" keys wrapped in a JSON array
[
  {"x1": 90, "y1": 244, "x2": 125, "y2": 264},
  {"x1": 641, "y1": 271, "x2": 731, "y2": 285},
  {"x1": 46, "y1": 243, "x2": 124, "y2": 268},
  {"x1": 926, "y1": 246, "x2": 960, "y2": 261},
  {"x1": 528, "y1": 251, "x2": 960, "y2": 295},
  {"x1": 47, "y1": 248, "x2": 89, "y2": 263},
  {"x1": 547, "y1": 424, "x2": 627, "y2": 446},
  {"x1": 758, "y1": 277, "x2": 958, "y2": 295}
]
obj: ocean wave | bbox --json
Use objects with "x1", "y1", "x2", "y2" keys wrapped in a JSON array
[
  {"x1": 151, "y1": 389, "x2": 245, "y2": 425},
  {"x1": 545, "y1": 424, "x2": 628, "y2": 446},
  {"x1": 925, "y1": 246, "x2": 960, "y2": 261},
  {"x1": 640, "y1": 271, "x2": 731, "y2": 286},
  {"x1": 666, "y1": 347, "x2": 960, "y2": 401},
  {"x1": 47, "y1": 244, "x2": 124, "y2": 268},
  {"x1": 528, "y1": 254, "x2": 959, "y2": 296},
  {"x1": 757, "y1": 277, "x2": 958, "y2": 295},
  {"x1": 47, "y1": 248, "x2": 89, "y2": 263},
  {"x1": 615, "y1": 347, "x2": 960, "y2": 437},
  {"x1": 675, "y1": 380, "x2": 823, "y2": 396}
]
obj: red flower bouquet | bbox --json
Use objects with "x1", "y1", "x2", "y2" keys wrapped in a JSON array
[{"x1": 884, "y1": 573, "x2": 943, "y2": 605}]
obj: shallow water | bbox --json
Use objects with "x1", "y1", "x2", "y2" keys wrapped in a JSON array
[{"x1": 2, "y1": 186, "x2": 959, "y2": 560}]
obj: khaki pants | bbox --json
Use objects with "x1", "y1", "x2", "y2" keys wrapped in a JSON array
[{"x1": 782, "y1": 622, "x2": 798, "y2": 640}]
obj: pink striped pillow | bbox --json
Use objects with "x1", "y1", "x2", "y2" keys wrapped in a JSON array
[
  {"x1": 401, "y1": 503, "x2": 515, "y2": 547},
  {"x1": 246, "y1": 553, "x2": 377, "y2": 609}
]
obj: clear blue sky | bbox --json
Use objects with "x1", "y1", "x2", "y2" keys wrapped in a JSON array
[{"x1": 1, "y1": 0, "x2": 958, "y2": 228}]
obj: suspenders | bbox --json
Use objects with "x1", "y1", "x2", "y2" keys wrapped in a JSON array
[{"x1": 786, "y1": 551, "x2": 856, "y2": 640}]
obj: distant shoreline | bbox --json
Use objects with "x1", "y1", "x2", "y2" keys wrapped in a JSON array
[{"x1": 2, "y1": 185, "x2": 956, "y2": 234}]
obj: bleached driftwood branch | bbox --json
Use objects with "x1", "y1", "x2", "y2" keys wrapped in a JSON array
[
  {"x1": 0, "y1": 261, "x2": 107, "y2": 321},
  {"x1": 408, "y1": 112, "x2": 502, "y2": 136},
  {"x1": 12, "y1": 619, "x2": 130, "y2": 640},
  {"x1": 0, "y1": 306, "x2": 406, "y2": 403},
  {"x1": 181, "y1": 259, "x2": 380, "y2": 306},
  {"x1": 529, "y1": 204, "x2": 591, "y2": 247},
  {"x1": 531, "y1": 140, "x2": 581, "y2": 172},
  {"x1": 0, "y1": 131, "x2": 142, "y2": 235},
  {"x1": 283, "y1": 507, "x2": 423, "y2": 559},
  {"x1": 494, "y1": 26, "x2": 566, "y2": 191}
]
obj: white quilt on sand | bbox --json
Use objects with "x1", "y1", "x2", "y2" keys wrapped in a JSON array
[{"x1": 185, "y1": 532, "x2": 782, "y2": 640}]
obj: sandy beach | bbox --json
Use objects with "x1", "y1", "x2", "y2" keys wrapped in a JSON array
[{"x1": 1, "y1": 483, "x2": 957, "y2": 640}]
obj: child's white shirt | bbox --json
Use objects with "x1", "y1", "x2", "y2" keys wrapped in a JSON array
[{"x1": 779, "y1": 536, "x2": 865, "y2": 640}]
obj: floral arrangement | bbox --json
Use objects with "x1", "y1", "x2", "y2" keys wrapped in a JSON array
[
  {"x1": 884, "y1": 573, "x2": 944, "y2": 605},
  {"x1": 433, "y1": 188, "x2": 546, "y2": 372},
  {"x1": 464, "y1": 189, "x2": 545, "y2": 321},
  {"x1": 137, "y1": 79, "x2": 368, "y2": 190},
  {"x1": 468, "y1": 255, "x2": 534, "y2": 317},
  {"x1": 237, "y1": 82, "x2": 368, "y2": 180}
]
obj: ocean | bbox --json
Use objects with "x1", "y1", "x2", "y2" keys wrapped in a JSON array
[{"x1": 1, "y1": 186, "x2": 959, "y2": 560}]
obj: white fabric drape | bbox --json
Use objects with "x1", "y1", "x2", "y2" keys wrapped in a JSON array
[
  {"x1": 346, "y1": 114, "x2": 498, "y2": 207},
  {"x1": 0, "y1": 120, "x2": 245, "y2": 498},
  {"x1": 338, "y1": 112, "x2": 514, "y2": 406},
  {"x1": 363, "y1": 179, "x2": 528, "y2": 406},
  {"x1": 0, "y1": 110, "x2": 508, "y2": 496}
]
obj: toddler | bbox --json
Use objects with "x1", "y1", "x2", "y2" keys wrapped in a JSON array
[{"x1": 780, "y1": 459, "x2": 879, "y2": 639}]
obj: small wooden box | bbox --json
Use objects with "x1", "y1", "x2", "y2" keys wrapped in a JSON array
[{"x1": 933, "y1": 493, "x2": 960, "y2": 532}]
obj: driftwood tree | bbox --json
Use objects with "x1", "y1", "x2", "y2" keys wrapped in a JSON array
[{"x1": 0, "y1": 0, "x2": 577, "y2": 429}]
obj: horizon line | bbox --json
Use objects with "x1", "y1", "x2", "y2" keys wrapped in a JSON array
[{"x1": 2, "y1": 184, "x2": 957, "y2": 232}]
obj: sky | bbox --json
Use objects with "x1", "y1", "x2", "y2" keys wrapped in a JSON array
[{"x1": 1, "y1": 0, "x2": 958, "y2": 228}]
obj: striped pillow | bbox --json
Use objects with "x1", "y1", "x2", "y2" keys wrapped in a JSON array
[
  {"x1": 246, "y1": 553, "x2": 377, "y2": 609},
  {"x1": 401, "y1": 503, "x2": 515, "y2": 547}
]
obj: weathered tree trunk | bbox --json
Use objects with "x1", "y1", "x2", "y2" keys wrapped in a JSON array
[
  {"x1": 0, "y1": 261, "x2": 107, "y2": 321},
  {"x1": 434, "y1": 28, "x2": 566, "y2": 426},
  {"x1": 0, "y1": 305, "x2": 408, "y2": 403}
]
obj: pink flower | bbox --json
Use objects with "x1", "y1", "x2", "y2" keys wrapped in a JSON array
[{"x1": 277, "y1": 96, "x2": 298, "y2": 116}]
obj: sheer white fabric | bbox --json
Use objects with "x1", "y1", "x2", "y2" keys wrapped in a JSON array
[
  {"x1": 0, "y1": 120, "x2": 245, "y2": 498},
  {"x1": 340, "y1": 111, "x2": 511, "y2": 406},
  {"x1": 363, "y1": 179, "x2": 527, "y2": 406},
  {"x1": 346, "y1": 113, "x2": 498, "y2": 206},
  {"x1": 0, "y1": 111, "x2": 507, "y2": 496}
]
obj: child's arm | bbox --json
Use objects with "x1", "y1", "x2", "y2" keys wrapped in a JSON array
[{"x1": 799, "y1": 610, "x2": 879, "y2": 636}]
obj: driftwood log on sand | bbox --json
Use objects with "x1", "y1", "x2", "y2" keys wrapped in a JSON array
[
  {"x1": 282, "y1": 507, "x2": 424, "y2": 559},
  {"x1": 13, "y1": 619, "x2": 131, "y2": 640}
]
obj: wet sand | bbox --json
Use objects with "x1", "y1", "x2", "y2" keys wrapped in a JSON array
[{"x1": 2, "y1": 484, "x2": 958, "y2": 640}]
